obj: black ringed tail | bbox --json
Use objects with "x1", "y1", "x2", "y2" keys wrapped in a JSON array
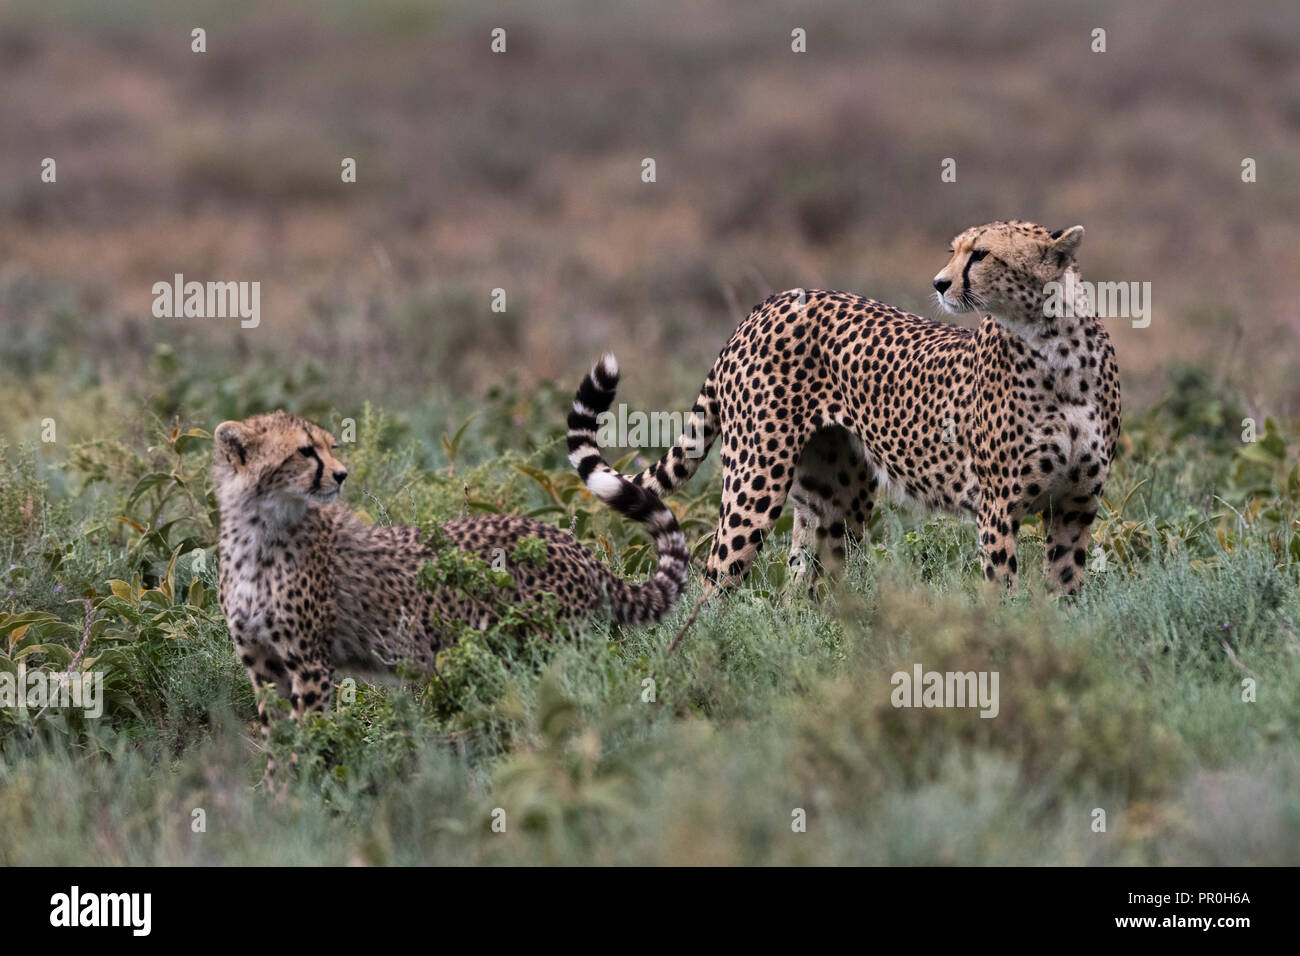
[
  {"x1": 567, "y1": 354, "x2": 689, "y2": 625},
  {"x1": 630, "y1": 367, "x2": 721, "y2": 498}
]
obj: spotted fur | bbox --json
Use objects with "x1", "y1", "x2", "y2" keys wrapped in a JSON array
[
  {"x1": 215, "y1": 387, "x2": 685, "y2": 762},
  {"x1": 626, "y1": 220, "x2": 1121, "y2": 596}
]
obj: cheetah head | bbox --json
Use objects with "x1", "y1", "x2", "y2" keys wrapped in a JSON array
[
  {"x1": 932, "y1": 220, "x2": 1084, "y2": 327},
  {"x1": 212, "y1": 410, "x2": 349, "y2": 520}
]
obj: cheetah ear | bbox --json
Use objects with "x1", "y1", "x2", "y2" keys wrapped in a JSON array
[
  {"x1": 1049, "y1": 225, "x2": 1085, "y2": 262},
  {"x1": 214, "y1": 420, "x2": 252, "y2": 467}
]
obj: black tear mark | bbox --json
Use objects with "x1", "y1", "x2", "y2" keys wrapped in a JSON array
[
  {"x1": 961, "y1": 251, "x2": 978, "y2": 297},
  {"x1": 306, "y1": 448, "x2": 323, "y2": 492}
]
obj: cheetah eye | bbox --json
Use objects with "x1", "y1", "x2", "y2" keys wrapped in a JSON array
[
  {"x1": 970, "y1": 249, "x2": 989, "y2": 262},
  {"x1": 299, "y1": 446, "x2": 316, "y2": 458},
  {"x1": 331, "y1": 443, "x2": 340, "y2": 451}
]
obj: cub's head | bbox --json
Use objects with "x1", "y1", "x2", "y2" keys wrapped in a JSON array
[
  {"x1": 212, "y1": 411, "x2": 348, "y2": 514},
  {"x1": 932, "y1": 220, "x2": 1084, "y2": 321}
]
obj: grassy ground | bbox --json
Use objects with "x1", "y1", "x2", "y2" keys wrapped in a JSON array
[
  {"x1": 1, "y1": 348, "x2": 1297, "y2": 865},
  {"x1": 2, "y1": 0, "x2": 1298, "y2": 865}
]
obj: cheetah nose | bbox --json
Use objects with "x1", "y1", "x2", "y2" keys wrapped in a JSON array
[
  {"x1": 333, "y1": 470, "x2": 348, "y2": 485},
  {"x1": 933, "y1": 277, "x2": 952, "y2": 294}
]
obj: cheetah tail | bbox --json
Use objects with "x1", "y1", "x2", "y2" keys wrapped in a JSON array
[
  {"x1": 627, "y1": 365, "x2": 720, "y2": 498},
  {"x1": 567, "y1": 354, "x2": 689, "y2": 625}
]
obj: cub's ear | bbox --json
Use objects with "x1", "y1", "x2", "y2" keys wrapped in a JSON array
[
  {"x1": 214, "y1": 420, "x2": 252, "y2": 466},
  {"x1": 1049, "y1": 225, "x2": 1085, "y2": 262}
]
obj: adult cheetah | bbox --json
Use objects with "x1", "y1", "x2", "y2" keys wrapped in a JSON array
[
  {"x1": 621, "y1": 220, "x2": 1120, "y2": 596},
  {"x1": 214, "y1": 358, "x2": 684, "y2": 755}
]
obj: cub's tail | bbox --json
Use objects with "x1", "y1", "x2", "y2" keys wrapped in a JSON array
[{"x1": 567, "y1": 354, "x2": 688, "y2": 625}]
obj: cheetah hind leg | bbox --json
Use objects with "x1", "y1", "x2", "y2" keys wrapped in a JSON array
[
  {"x1": 788, "y1": 499, "x2": 823, "y2": 594},
  {"x1": 1042, "y1": 501, "x2": 1098, "y2": 599},
  {"x1": 705, "y1": 441, "x2": 799, "y2": 590},
  {"x1": 978, "y1": 501, "x2": 1027, "y2": 599},
  {"x1": 787, "y1": 428, "x2": 876, "y2": 597}
]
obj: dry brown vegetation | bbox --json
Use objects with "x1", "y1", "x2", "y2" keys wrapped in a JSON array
[
  {"x1": 2, "y1": 0, "x2": 1298, "y2": 419},
  {"x1": 3, "y1": 1, "x2": 1300, "y2": 866}
]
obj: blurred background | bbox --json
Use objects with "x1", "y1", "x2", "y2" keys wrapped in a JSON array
[
  {"x1": 2, "y1": 0, "x2": 1299, "y2": 442},
  {"x1": 2, "y1": 0, "x2": 1300, "y2": 866}
]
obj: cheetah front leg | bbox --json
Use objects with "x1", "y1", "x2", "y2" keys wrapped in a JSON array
[
  {"x1": 239, "y1": 644, "x2": 334, "y2": 791},
  {"x1": 239, "y1": 647, "x2": 292, "y2": 789},
  {"x1": 290, "y1": 656, "x2": 335, "y2": 721},
  {"x1": 1042, "y1": 502, "x2": 1098, "y2": 598},
  {"x1": 275, "y1": 648, "x2": 335, "y2": 782},
  {"x1": 977, "y1": 501, "x2": 1024, "y2": 596}
]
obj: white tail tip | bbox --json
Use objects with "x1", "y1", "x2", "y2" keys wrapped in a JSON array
[{"x1": 586, "y1": 469, "x2": 622, "y2": 501}]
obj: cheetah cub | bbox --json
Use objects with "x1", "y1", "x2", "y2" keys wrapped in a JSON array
[
  {"x1": 214, "y1": 356, "x2": 685, "y2": 747},
  {"x1": 622, "y1": 220, "x2": 1120, "y2": 596}
]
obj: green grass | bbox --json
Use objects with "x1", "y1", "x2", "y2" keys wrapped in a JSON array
[
  {"x1": 4, "y1": 0, "x2": 1299, "y2": 867},
  {"x1": 1, "y1": 350, "x2": 1298, "y2": 865}
]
